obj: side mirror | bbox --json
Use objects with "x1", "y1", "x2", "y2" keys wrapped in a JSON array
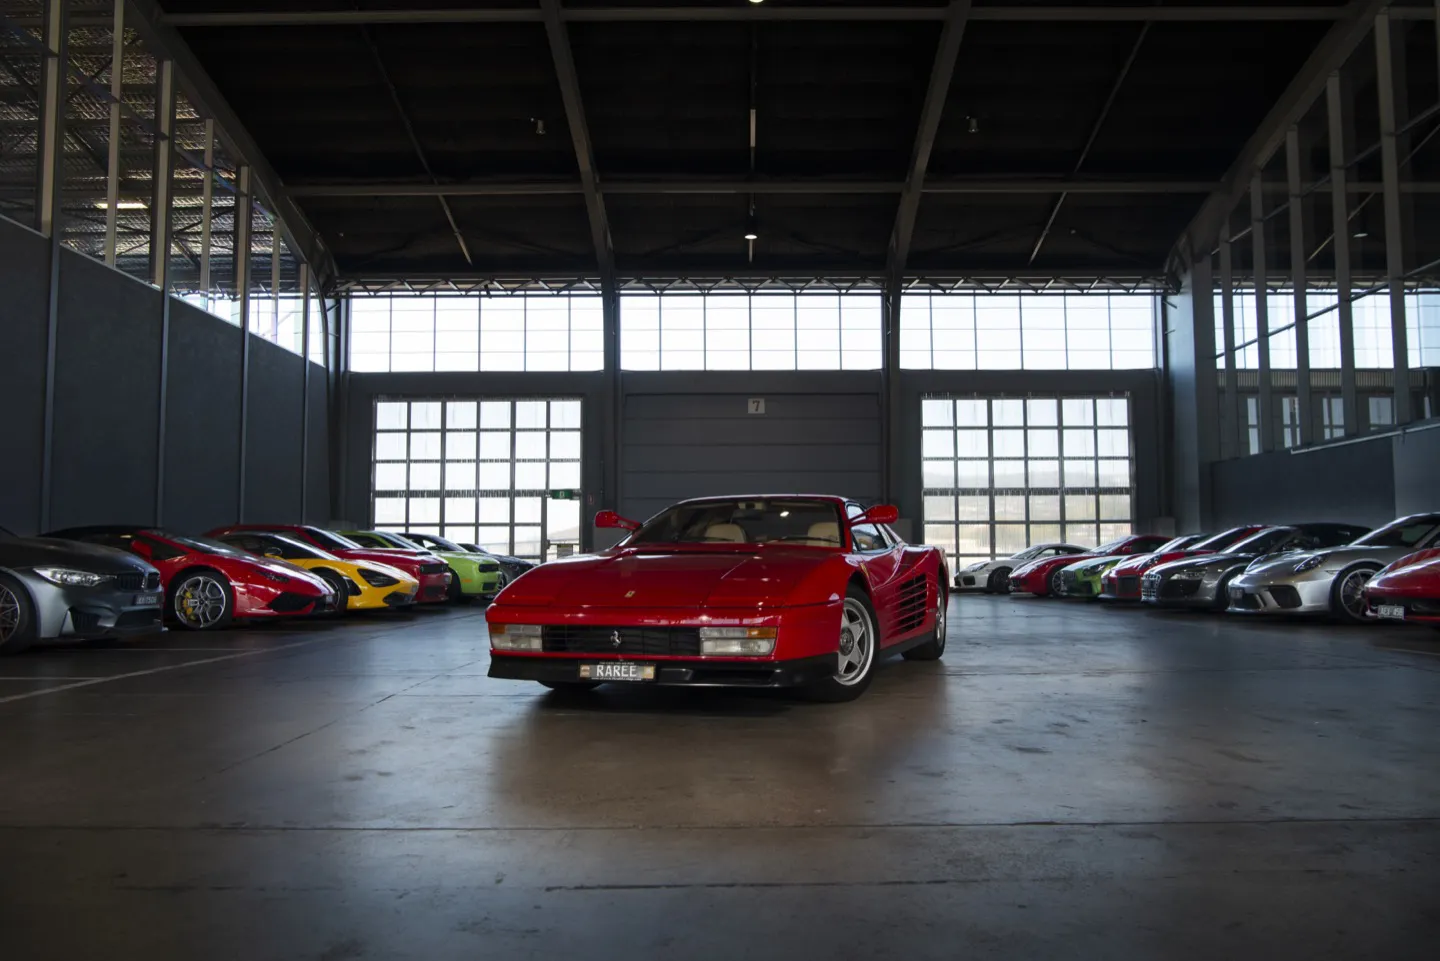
[
  {"x1": 856, "y1": 504, "x2": 899, "y2": 526},
  {"x1": 595, "y1": 510, "x2": 642, "y2": 532}
]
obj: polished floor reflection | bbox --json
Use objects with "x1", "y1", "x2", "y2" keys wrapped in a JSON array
[{"x1": 1, "y1": 597, "x2": 1438, "y2": 959}]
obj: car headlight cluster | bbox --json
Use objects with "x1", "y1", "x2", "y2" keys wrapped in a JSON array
[
  {"x1": 1293, "y1": 555, "x2": 1326, "y2": 574},
  {"x1": 965, "y1": 561, "x2": 988, "y2": 572},
  {"x1": 1171, "y1": 569, "x2": 1205, "y2": 581},
  {"x1": 258, "y1": 570, "x2": 291, "y2": 584},
  {"x1": 490, "y1": 623, "x2": 543, "y2": 651},
  {"x1": 359, "y1": 569, "x2": 399, "y2": 588},
  {"x1": 32, "y1": 567, "x2": 109, "y2": 588},
  {"x1": 699, "y1": 626, "x2": 776, "y2": 656}
]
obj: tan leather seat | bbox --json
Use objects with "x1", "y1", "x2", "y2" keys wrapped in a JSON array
[
  {"x1": 704, "y1": 523, "x2": 746, "y2": 543},
  {"x1": 806, "y1": 521, "x2": 841, "y2": 546}
]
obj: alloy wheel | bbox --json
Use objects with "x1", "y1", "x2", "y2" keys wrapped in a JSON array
[
  {"x1": 1049, "y1": 568, "x2": 1066, "y2": 596},
  {"x1": 933, "y1": 588, "x2": 947, "y2": 653},
  {"x1": 835, "y1": 597, "x2": 875, "y2": 687},
  {"x1": 0, "y1": 584, "x2": 19, "y2": 644},
  {"x1": 174, "y1": 575, "x2": 227, "y2": 629},
  {"x1": 1339, "y1": 570, "x2": 1373, "y2": 619}
]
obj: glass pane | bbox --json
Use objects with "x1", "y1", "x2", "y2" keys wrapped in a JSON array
[
  {"x1": 1098, "y1": 460, "x2": 1130, "y2": 487},
  {"x1": 374, "y1": 463, "x2": 406, "y2": 490},
  {"x1": 1097, "y1": 398, "x2": 1128, "y2": 426},
  {"x1": 1064, "y1": 460, "x2": 1097, "y2": 488},
  {"x1": 924, "y1": 525, "x2": 958, "y2": 553},
  {"x1": 992, "y1": 399, "x2": 1024, "y2": 426},
  {"x1": 409, "y1": 463, "x2": 441, "y2": 491},
  {"x1": 444, "y1": 526, "x2": 477, "y2": 544},
  {"x1": 956, "y1": 461, "x2": 989, "y2": 487},
  {"x1": 445, "y1": 462, "x2": 477, "y2": 491},
  {"x1": 994, "y1": 494, "x2": 1025, "y2": 521},
  {"x1": 1027, "y1": 460, "x2": 1060, "y2": 488},
  {"x1": 957, "y1": 524, "x2": 991, "y2": 555},
  {"x1": 478, "y1": 463, "x2": 512, "y2": 490},
  {"x1": 1026, "y1": 429, "x2": 1059, "y2": 457},
  {"x1": 1062, "y1": 398, "x2": 1094, "y2": 426},
  {"x1": 514, "y1": 497, "x2": 543, "y2": 524},
  {"x1": 515, "y1": 463, "x2": 547, "y2": 489},
  {"x1": 1066, "y1": 524, "x2": 1100, "y2": 547},
  {"x1": 479, "y1": 432, "x2": 512, "y2": 460},
  {"x1": 375, "y1": 434, "x2": 407, "y2": 460},
  {"x1": 411, "y1": 402, "x2": 442, "y2": 430},
  {"x1": 515, "y1": 401, "x2": 548, "y2": 429},
  {"x1": 922, "y1": 399, "x2": 954, "y2": 427},
  {"x1": 994, "y1": 524, "x2": 1027, "y2": 555},
  {"x1": 1096, "y1": 429, "x2": 1129, "y2": 458},
  {"x1": 376, "y1": 402, "x2": 408, "y2": 430},
  {"x1": 411, "y1": 433, "x2": 442, "y2": 460},
  {"x1": 1026, "y1": 399, "x2": 1058, "y2": 426},
  {"x1": 408, "y1": 498, "x2": 441, "y2": 523},
  {"x1": 1100, "y1": 522, "x2": 1132, "y2": 542},
  {"x1": 992, "y1": 460, "x2": 1024, "y2": 488},
  {"x1": 956, "y1": 430, "x2": 988, "y2": 458},
  {"x1": 1099, "y1": 494, "x2": 1132, "y2": 521},
  {"x1": 956, "y1": 495, "x2": 989, "y2": 521},
  {"x1": 1063, "y1": 429, "x2": 1096, "y2": 457},
  {"x1": 480, "y1": 401, "x2": 511, "y2": 429},
  {"x1": 923, "y1": 460, "x2": 957, "y2": 488},
  {"x1": 548, "y1": 500, "x2": 581, "y2": 542},
  {"x1": 478, "y1": 498, "x2": 511, "y2": 524},
  {"x1": 1028, "y1": 495, "x2": 1060, "y2": 521},
  {"x1": 1029, "y1": 523, "x2": 1062, "y2": 545},
  {"x1": 445, "y1": 497, "x2": 477, "y2": 523},
  {"x1": 551, "y1": 400, "x2": 582, "y2": 429},
  {"x1": 993, "y1": 430, "x2": 1025, "y2": 457},
  {"x1": 514, "y1": 526, "x2": 543, "y2": 558},
  {"x1": 549, "y1": 462, "x2": 581, "y2": 488},
  {"x1": 374, "y1": 497, "x2": 406, "y2": 524},
  {"x1": 515, "y1": 432, "x2": 547, "y2": 460},
  {"x1": 446, "y1": 432, "x2": 477, "y2": 460},
  {"x1": 956, "y1": 399, "x2": 988, "y2": 426},
  {"x1": 1064, "y1": 494, "x2": 1097, "y2": 521},
  {"x1": 476, "y1": 526, "x2": 511, "y2": 553},
  {"x1": 923, "y1": 494, "x2": 956, "y2": 522},
  {"x1": 446, "y1": 402, "x2": 478, "y2": 429},
  {"x1": 550, "y1": 431, "x2": 581, "y2": 460}
]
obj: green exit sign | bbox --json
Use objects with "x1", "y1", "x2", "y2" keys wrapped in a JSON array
[{"x1": 549, "y1": 489, "x2": 579, "y2": 500}]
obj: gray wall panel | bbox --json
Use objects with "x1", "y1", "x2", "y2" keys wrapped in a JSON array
[
  {"x1": 244, "y1": 338, "x2": 305, "y2": 522},
  {"x1": 306, "y1": 371, "x2": 331, "y2": 524},
  {"x1": 1391, "y1": 427, "x2": 1440, "y2": 516},
  {"x1": 163, "y1": 300, "x2": 242, "y2": 534},
  {"x1": 0, "y1": 217, "x2": 49, "y2": 534},
  {"x1": 49, "y1": 250, "x2": 162, "y2": 529},
  {"x1": 1210, "y1": 439, "x2": 1398, "y2": 530}
]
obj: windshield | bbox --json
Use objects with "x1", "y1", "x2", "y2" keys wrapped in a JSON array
[
  {"x1": 376, "y1": 531, "x2": 429, "y2": 551},
  {"x1": 1352, "y1": 516, "x2": 1440, "y2": 548},
  {"x1": 260, "y1": 534, "x2": 335, "y2": 562},
  {"x1": 1154, "y1": 535, "x2": 1198, "y2": 553},
  {"x1": 1230, "y1": 528, "x2": 1296, "y2": 555},
  {"x1": 410, "y1": 533, "x2": 464, "y2": 552},
  {"x1": 1193, "y1": 526, "x2": 1255, "y2": 551},
  {"x1": 1013, "y1": 546, "x2": 1045, "y2": 560},
  {"x1": 627, "y1": 499, "x2": 845, "y2": 547},
  {"x1": 305, "y1": 528, "x2": 362, "y2": 551},
  {"x1": 167, "y1": 533, "x2": 258, "y2": 558},
  {"x1": 1094, "y1": 537, "x2": 1132, "y2": 554}
]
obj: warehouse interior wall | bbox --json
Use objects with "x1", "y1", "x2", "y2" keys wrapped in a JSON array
[{"x1": 0, "y1": 214, "x2": 330, "y2": 537}]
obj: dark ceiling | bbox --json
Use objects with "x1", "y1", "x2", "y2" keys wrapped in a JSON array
[{"x1": 144, "y1": 2, "x2": 1440, "y2": 281}]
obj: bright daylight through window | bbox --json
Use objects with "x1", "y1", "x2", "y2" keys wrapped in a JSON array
[
  {"x1": 371, "y1": 399, "x2": 583, "y2": 561},
  {"x1": 1214, "y1": 289, "x2": 1440, "y2": 369},
  {"x1": 921, "y1": 396, "x2": 1134, "y2": 571}
]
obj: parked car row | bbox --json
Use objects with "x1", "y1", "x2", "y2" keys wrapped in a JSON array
[
  {"x1": 0, "y1": 523, "x2": 537, "y2": 654},
  {"x1": 957, "y1": 513, "x2": 1440, "y2": 628}
]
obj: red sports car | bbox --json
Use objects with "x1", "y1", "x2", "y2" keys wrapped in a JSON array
[
  {"x1": 43, "y1": 526, "x2": 338, "y2": 630},
  {"x1": 1099, "y1": 525, "x2": 1268, "y2": 601},
  {"x1": 207, "y1": 524, "x2": 453, "y2": 603},
  {"x1": 1363, "y1": 548, "x2": 1440, "y2": 626},
  {"x1": 1009, "y1": 533, "x2": 1173, "y2": 597},
  {"x1": 486, "y1": 496, "x2": 949, "y2": 702}
]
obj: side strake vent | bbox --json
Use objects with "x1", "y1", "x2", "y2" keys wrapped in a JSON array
[{"x1": 894, "y1": 575, "x2": 928, "y2": 634}]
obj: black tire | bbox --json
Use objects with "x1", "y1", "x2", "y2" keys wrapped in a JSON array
[
  {"x1": 446, "y1": 569, "x2": 467, "y2": 604},
  {"x1": 1047, "y1": 567, "x2": 1066, "y2": 598},
  {"x1": 167, "y1": 568, "x2": 235, "y2": 631},
  {"x1": 986, "y1": 568, "x2": 1011, "y2": 595},
  {"x1": 539, "y1": 681, "x2": 602, "y2": 692},
  {"x1": 903, "y1": 577, "x2": 948, "y2": 662},
  {"x1": 804, "y1": 585, "x2": 880, "y2": 703},
  {"x1": 0, "y1": 573, "x2": 38, "y2": 655},
  {"x1": 312, "y1": 568, "x2": 350, "y2": 616},
  {"x1": 1212, "y1": 570, "x2": 1240, "y2": 612},
  {"x1": 1330, "y1": 564, "x2": 1380, "y2": 623}
]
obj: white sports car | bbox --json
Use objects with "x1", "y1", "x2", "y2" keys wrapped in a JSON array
[{"x1": 954, "y1": 543, "x2": 1089, "y2": 594}]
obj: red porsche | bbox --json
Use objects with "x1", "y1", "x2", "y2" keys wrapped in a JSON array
[
  {"x1": 486, "y1": 496, "x2": 948, "y2": 702},
  {"x1": 207, "y1": 524, "x2": 453, "y2": 603},
  {"x1": 1099, "y1": 525, "x2": 1268, "y2": 601},
  {"x1": 1009, "y1": 533, "x2": 1173, "y2": 597},
  {"x1": 1363, "y1": 548, "x2": 1440, "y2": 627},
  {"x1": 43, "y1": 526, "x2": 338, "y2": 630}
]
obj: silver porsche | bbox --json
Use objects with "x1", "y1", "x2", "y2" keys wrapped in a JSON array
[
  {"x1": 1225, "y1": 513, "x2": 1440, "y2": 622},
  {"x1": 0, "y1": 526, "x2": 165, "y2": 653},
  {"x1": 1141, "y1": 523, "x2": 1370, "y2": 611}
]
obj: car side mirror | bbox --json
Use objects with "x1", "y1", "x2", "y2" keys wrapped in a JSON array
[
  {"x1": 595, "y1": 510, "x2": 641, "y2": 532},
  {"x1": 856, "y1": 504, "x2": 899, "y2": 526}
]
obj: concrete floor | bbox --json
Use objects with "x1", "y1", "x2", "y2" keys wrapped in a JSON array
[{"x1": 2, "y1": 597, "x2": 1439, "y2": 960}]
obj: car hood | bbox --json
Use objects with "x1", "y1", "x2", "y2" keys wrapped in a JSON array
[
  {"x1": 1014, "y1": 553, "x2": 1098, "y2": 577},
  {"x1": 1370, "y1": 551, "x2": 1440, "y2": 592},
  {"x1": 0, "y1": 537, "x2": 159, "y2": 575},
  {"x1": 1150, "y1": 552, "x2": 1254, "y2": 577},
  {"x1": 1113, "y1": 548, "x2": 1212, "y2": 574},
  {"x1": 1064, "y1": 554, "x2": 1124, "y2": 574},
  {"x1": 336, "y1": 548, "x2": 439, "y2": 570},
  {"x1": 1245, "y1": 544, "x2": 1413, "y2": 576},
  {"x1": 495, "y1": 547, "x2": 836, "y2": 609}
]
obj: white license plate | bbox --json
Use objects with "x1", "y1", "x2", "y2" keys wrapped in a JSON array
[
  {"x1": 1376, "y1": 604, "x2": 1406, "y2": 621},
  {"x1": 580, "y1": 662, "x2": 655, "y2": 682},
  {"x1": 133, "y1": 594, "x2": 160, "y2": 607}
]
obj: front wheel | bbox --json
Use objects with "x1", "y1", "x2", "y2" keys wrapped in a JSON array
[
  {"x1": 1330, "y1": 564, "x2": 1379, "y2": 623},
  {"x1": 1213, "y1": 571, "x2": 1240, "y2": 611},
  {"x1": 446, "y1": 569, "x2": 468, "y2": 604},
  {"x1": 0, "y1": 574, "x2": 37, "y2": 654},
  {"x1": 903, "y1": 578, "x2": 947, "y2": 661},
  {"x1": 313, "y1": 568, "x2": 349, "y2": 616},
  {"x1": 169, "y1": 570, "x2": 234, "y2": 631},
  {"x1": 986, "y1": 568, "x2": 1011, "y2": 595},
  {"x1": 1047, "y1": 567, "x2": 1066, "y2": 598},
  {"x1": 804, "y1": 586, "x2": 878, "y2": 703}
]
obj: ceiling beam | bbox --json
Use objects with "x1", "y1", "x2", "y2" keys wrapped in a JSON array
[
  {"x1": 156, "y1": 6, "x2": 1438, "y2": 27},
  {"x1": 1167, "y1": 0, "x2": 1390, "y2": 278},
  {"x1": 283, "y1": 178, "x2": 1222, "y2": 198},
  {"x1": 539, "y1": 0, "x2": 613, "y2": 286}
]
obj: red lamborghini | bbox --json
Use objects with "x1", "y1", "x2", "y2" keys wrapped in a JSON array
[
  {"x1": 1363, "y1": 548, "x2": 1440, "y2": 626},
  {"x1": 207, "y1": 524, "x2": 453, "y2": 603},
  {"x1": 1099, "y1": 525, "x2": 1267, "y2": 601},
  {"x1": 1009, "y1": 533, "x2": 1173, "y2": 597},
  {"x1": 44, "y1": 526, "x2": 338, "y2": 630},
  {"x1": 486, "y1": 496, "x2": 949, "y2": 702}
]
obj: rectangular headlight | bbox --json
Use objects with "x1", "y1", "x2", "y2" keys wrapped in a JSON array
[
  {"x1": 489, "y1": 623, "x2": 543, "y2": 651},
  {"x1": 699, "y1": 626, "x2": 777, "y2": 656}
]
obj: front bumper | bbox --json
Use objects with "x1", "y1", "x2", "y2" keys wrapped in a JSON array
[
  {"x1": 489, "y1": 652, "x2": 838, "y2": 688},
  {"x1": 1057, "y1": 571, "x2": 1100, "y2": 597},
  {"x1": 21, "y1": 575, "x2": 165, "y2": 640},
  {"x1": 1226, "y1": 572, "x2": 1333, "y2": 614},
  {"x1": 955, "y1": 569, "x2": 988, "y2": 589},
  {"x1": 1100, "y1": 572, "x2": 1144, "y2": 601},
  {"x1": 1009, "y1": 572, "x2": 1047, "y2": 594},
  {"x1": 417, "y1": 572, "x2": 452, "y2": 603},
  {"x1": 457, "y1": 570, "x2": 503, "y2": 596},
  {"x1": 1140, "y1": 572, "x2": 1220, "y2": 608},
  {"x1": 1364, "y1": 590, "x2": 1440, "y2": 624}
]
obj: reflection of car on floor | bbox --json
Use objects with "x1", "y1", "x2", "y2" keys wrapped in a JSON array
[
  {"x1": 0, "y1": 525, "x2": 164, "y2": 653},
  {"x1": 1140, "y1": 523, "x2": 1370, "y2": 611},
  {"x1": 340, "y1": 530, "x2": 502, "y2": 601},
  {"x1": 1227, "y1": 513, "x2": 1440, "y2": 622},
  {"x1": 43, "y1": 526, "x2": 336, "y2": 631},
  {"x1": 955, "y1": 543, "x2": 1087, "y2": 594},
  {"x1": 214, "y1": 531, "x2": 418, "y2": 611},
  {"x1": 1009, "y1": 534, "x2": 1172, "y2": 597},
  {"x1": 207, "y1": 525, "x2": 453, "y2": 604},
  {"x1": 1098, "y1": 528, "x2": 1262, "y2": 601},
  {"x1": 487, "y1": 496, "x2": 949, "y2": 703},
  {"x1": 416, "y1": 534, "x2": 538, "y2": 586},
  {"x1": 1363, "y1": 548, "x2": 1440, "y2": 627}
]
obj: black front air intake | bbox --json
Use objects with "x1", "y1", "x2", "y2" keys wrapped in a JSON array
[{"x1": 542, "y1": 626, "x2": 703, "y2": 657}]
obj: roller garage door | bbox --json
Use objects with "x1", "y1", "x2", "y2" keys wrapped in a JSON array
[{"x1": 622, "y1": 393, "x2": 881, "y2": 521}]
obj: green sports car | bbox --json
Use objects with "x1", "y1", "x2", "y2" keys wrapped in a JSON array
[
  {"x1": 1056, "y1": 555, "x2": 1127, "y2": 598},
  {"x1": 340, "y1": 530, "x2": 503, "y2": 601}
]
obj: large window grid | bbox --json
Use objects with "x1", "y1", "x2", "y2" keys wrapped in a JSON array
[
  {"x1": 921, "y1": 396, "x2": 1134, "y2": 569},
  {"x1": 1214, "y1": 289, "x2": 1440, "y2": 370},
  {"x1": 371, "y1": 398, "x2": 583, "y2": 561},
  {"x1": 900, "y1": 294, "x2": 1157, "y2": 370},
  {"x1": 619, "y1": 292, "x2": 882, "y2": 370}
]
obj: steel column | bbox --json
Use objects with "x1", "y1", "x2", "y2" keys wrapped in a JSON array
[
  {"x1": 235, "y1": 166, "x2": 252, "y2": 522},
  {"x1": 1326, "y1": 74, "x2": 1359, "y2": 436},
  {"x1": 270, "y1": 219, "x2": 282, "y2": 343},
  {"x1": 1286, "y1": 128, "x2": 1313, "y2": 446},
  {"x1": 300, "y1": 263, "x2": 311, "y2": 521},
  {"x1": 152, "y1": 58, "x2": 175, "y2": 524},
  {"x1": 103, "y1": 0, "x2": 123, "y2": 265},
  {"x1": 1219, "y1": 229, "x2": 1240, "y2": 458},
  {"x1": 198, "y1": 119, "x2": 213, "y2": 293},
  {"x1": 36, "y1": 0, "x2": 66, "y2": 532},
  {"x1": 1251, "y1": 176, "x2": 1275, "y2": 453},
  {"x1": 1375, "y1": 11, "x2": 1413, "y2": 424}
]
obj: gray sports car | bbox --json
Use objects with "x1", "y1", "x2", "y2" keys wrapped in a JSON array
[
  {"x1": 0, "y1": 525, "x2": 164, "y2": 653},
  {"x1": 1141, "y1": 523, "x2": 1371, "y2": 611},
  {"x1": 1226, "y1": 513, "x2": 1440, "y2": 622}
]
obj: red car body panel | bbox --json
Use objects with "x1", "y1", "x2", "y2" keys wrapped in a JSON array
[
  {"x1": 1010, "y1": 534, "x2": 1173, "y2": 596},
  {"x1": 207, "y1": 524, "x2": 452, "y2": 603},
  {"x1": 1100, "y1": 526, "x2": 1268, "y2": 600},
  {"x1": 1364, "y1": 549, "x2": 1440, "y2": 623},
  {"x1": 486, "y1": 495, "x2": 947, "y2": 685}
]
